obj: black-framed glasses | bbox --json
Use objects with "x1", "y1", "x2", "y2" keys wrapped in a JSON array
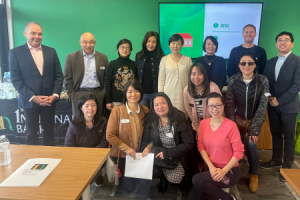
[
  {"x1": 239, "y1": 62, "x2": 255, "y2": 66},
  {"x1": 207, "y1": 104, "x2": 223, "y2": 110},
  {"x1": 276, "y1": 39, "x2": 291, "y2": 43}
]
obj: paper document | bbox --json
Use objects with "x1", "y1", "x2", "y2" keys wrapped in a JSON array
[
  {"x1": 124, "y1": 153, "x2": 154, "y2": 180},
  {"x1": 0, "y1": 158, "x2": 61, "y2": 187}
]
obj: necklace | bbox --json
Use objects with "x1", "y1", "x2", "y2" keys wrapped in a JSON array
[{"x1": 204, "y1": 55, "x2": 217, "y2": 66}]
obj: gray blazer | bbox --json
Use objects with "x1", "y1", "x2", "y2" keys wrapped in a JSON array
[
  {"x1": 63, "y1": 50, "x2": 109, "y2": 98},
  {"x1": 263, "y1": 52, "x2": 300, "y2": 113}
]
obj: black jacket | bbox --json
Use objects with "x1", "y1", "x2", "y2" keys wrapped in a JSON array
[
  {"x1": 135, "y1": 53, "x2": 162, "y2": 93},
  {"x1": 140, "y1": 120, "x2": 193, "y2": 162}
]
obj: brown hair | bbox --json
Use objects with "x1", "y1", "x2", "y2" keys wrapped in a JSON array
[{"x1": 187, "y1": 63, "x2": 210, "y2": 98}]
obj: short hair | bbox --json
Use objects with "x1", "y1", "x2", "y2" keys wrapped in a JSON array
[
  {"x1": 187, "y1": 63, "x2": 210, "y2": 98},
  {"x1": 275, "y1": 31, "x2": 294, "y2": 43},
  {"x1": 203, "y1": 36, "x2": 218, "y2": 53},
  {"x1": 24, "y1": 22, "x2": 42, "y2": 31},
  {"x1": 239, "y1": 52, "x2": 258, "y2": 66},
  {"x1": 168, "y1": 34, "x2": 184, "y2": 45},
  {"x1": 206, "y1": 92, "x2": 224, "y2": 105},
  {"x1": 243, "y1": 24, "x2": 256, "y2": 32},
  {"x1": 122, "y1": 79, "x2": 143, "y2": 104},
  {"x1": 117, "y1": 39, "x2": 133, "y2": 51}
]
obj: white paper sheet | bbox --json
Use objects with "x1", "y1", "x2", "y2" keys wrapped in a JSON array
[
  {"x1": 124, "y1": 153, "x2": 154, "y2": 180},
  {"x1": 0, "y1": 158, "x2": 61, "y2": 187}
]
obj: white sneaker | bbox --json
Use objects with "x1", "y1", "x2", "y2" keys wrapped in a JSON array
[{"x1": 230, "y1": 195, "x2": 236, "y2": 200}]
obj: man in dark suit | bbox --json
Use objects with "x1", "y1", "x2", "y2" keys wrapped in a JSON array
[
  {"x1": 260, "y1": 31, "x2": 300, "y2": 182},
  {"x1": 64, "y1": 32, "x2": 108, "y2": 117},
  {"x1": 9, "y1": 22, "x2": 63, "y2": 146}
]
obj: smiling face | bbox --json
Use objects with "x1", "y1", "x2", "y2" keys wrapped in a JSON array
[
  {"x1": 81, "y1": 99, "x2": 97, "y2": 119},
  {"x1": 190, "y1": 66, "x2": 204, "y2": 87},
  {"x1": 118, "y1": 43, "x2": 131, "y2": 58},
  {"x1": 153, "y1": 96, "x2": 169, "y2": 118},
  {"x1": 169, "y1": 39, "x2": 183, "y2": 54},
  {"x1": 242, "y1": 26, "x2": 257, "y2": 43},
  {"x1": 239, "y1": 55, "x2": 256, "y2": 77},
  {"x1": 207, "y1": 97, "x2": 224, "y2": 118},
  {"x1": 126, "y1": 86, "x2": 141, "y2": 104},
  {"x1": 205, "y1": 38, "x2": 216, "y2": 55},
  {"x1": 79, "y1": 32, "x2": 96, "y2": 55},
  {"x1": 146, "y1": 36, "x2": 157, "y2": 52},
  {"x1": 24, "y1": 23, "x2": 43, "y2": 48},
  {"x1": 276, "y1": 34, "x2": 294, "y2": 56}
]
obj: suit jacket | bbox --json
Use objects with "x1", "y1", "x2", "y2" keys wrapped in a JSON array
[
  {"x1": 63, "y1": 50, "x2": 109, "y2": 98},
  {"x1": 263, "y1": 53, "x2": 300, "y2": 113},
  {"x1": 9, "y1": 43, "x2": 63, "y2": 109}
]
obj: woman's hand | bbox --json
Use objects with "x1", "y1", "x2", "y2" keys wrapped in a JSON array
[
  {"x1": 142, "y1": 147, "x2": 151, "y2": 157},
  {"x1": 246, "y1": 133, "x2": 258, "y2": 144},
  {"x1": 106, "y1": 103, "x2": 113, "y2": 110},
  {"x1": 209, "y1": 166, "x2": 218, "y2": 179},
  {"x1": 213, "y1": 168, "x2": 227, "y2": 182},
  {"x1": 156, "y1": 152, "x2": 164, "y2": 160},
  {"x1": 126, "y1": 148, "x2": 136, "y2": 160}
]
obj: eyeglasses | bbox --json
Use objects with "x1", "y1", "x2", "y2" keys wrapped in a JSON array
[
  {"x1": 276, "y1": 39, "x2": 291, "y2": 43},
  {"x1": 207, "y1": 104, "x2": 223, "y2": 110},
  {"x1": 81, "y1": 41, "x2": 95, "y2": 45},
  {"x1": 119, "y1": 46, "x2": 130, "y2": 51},
  {"x1": 239, "y1": 62, "x2": 255, "y2": 66}
]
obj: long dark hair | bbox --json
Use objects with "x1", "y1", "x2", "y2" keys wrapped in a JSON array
[
  {"x1": 144, "y1": 92, "x2": 186, "y2": 129},
  {"x1": 137, "y1": 31, "x2": 164, "y2": 60},
  {"x1": 71, "y1": 94, "x2": 105, "y2": 131},
  {"x1": 187, "y1": 63, "x2": 210, "y2": 98}
]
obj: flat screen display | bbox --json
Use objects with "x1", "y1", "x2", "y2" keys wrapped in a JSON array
[{"x1": 159, "y1": 3, "x2": 263, "y2": 59}]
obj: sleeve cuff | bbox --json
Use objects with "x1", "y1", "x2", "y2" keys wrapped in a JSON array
[
  {"x1": 29, "y1": 95, "x2": 35, "y2": 102},
  {"x1": 53, "y1": 93, "x2": 59, "y2": 99}
]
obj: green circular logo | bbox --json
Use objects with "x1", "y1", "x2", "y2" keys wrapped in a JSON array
[{"x1": 213, "y1": 23, "x2": 218, "y2": 28}]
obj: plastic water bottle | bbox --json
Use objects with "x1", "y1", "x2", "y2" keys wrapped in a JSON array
[
  {"x1": 0, "y1": 135, "x2": 11, "y2": 166},
  {"x1": 0, "y1": 83, "x2": 6, "y2": 99}
]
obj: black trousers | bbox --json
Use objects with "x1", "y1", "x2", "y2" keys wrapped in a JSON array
[
  {"x1": 268, "y1": 107, "x2": 297, "y2": 168},
  {"x1": 24, "y1": 104, "x2": 56, "y2": 146},
  {"x1": 187, "y1": 166, "x2": 240, "y2": 200}
]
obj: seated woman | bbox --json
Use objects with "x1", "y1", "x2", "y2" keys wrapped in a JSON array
[
  {"x1": 141, "y1": 92, "x2": 193, "y2": 193},
  {"x1": 183, "y1": 63, "x2": 222, "y2": 175},
  {"x1": 187, "y1": 92, "x2": 244, "y2": 200},
  {"x1": 225, "y1": 53, "x2": 269, "y2": 192},
  {"x1": 106, "y1": 79, "x2": 149, "y2": 193},
  {"x1": 65, "y1": 94, "x2": 108, "y2": 186}
]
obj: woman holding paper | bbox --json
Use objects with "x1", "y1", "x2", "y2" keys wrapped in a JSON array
[
  {"x1": 158, "y1": 34, "x2": 193, "y2": 116},
  {"x1": 187, "y1": 92, "x2": 244, "y2": 200},
  {"x1": 65, "y1": 94, "x2": 108, "y2": 186},
  {"x1": 140, "y1": 92, "x2": 193, "y2": 193},
  {"x1": 106, "y1": 79, "x2": 149, "y2": 193}
]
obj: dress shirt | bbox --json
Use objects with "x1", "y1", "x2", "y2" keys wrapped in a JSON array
[
  {"x1": 80, "y1": 50, "x2": 100, "y2": 88},
  {"x1": 27, "y1": 42, "x2": 59, "y2": 102},
  {"x1": 275, "y1": 51, "x2": 292, "y2": 80},
  {"x1": 126, "y1": 102, "x2": 140, "y2": 114}
]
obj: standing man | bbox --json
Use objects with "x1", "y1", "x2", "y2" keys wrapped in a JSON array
[
  {"x1": 227, "y1": 24, "x2": 267, "y2": 77},
  {"x1": 9, "y1": 22, "x2": 63, "y2": 146},
  {"x1": 260, "y1": 32, "x2": 300, "y2": 182},
  {"x1": 64, "y1": 32, "x2": 108, "y2": 117}
]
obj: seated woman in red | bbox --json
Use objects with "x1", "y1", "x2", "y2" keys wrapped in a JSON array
[
  {"x1": 65, "y1": 94, "x2": 108, "y2": 186},
  {"x1": 187, "y1": 92, "x2": 244, "y2": 200}
]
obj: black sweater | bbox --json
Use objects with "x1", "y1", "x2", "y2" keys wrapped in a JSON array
[
  {"x1": 195, "y1": 55, "x2": 226, "y2": 90},
  {"x1": 227, "y1": 45, "x2": 267, "y2": 78},
  {"x1": 105, "y1": 56, "x2": 137, "y2": 103}
]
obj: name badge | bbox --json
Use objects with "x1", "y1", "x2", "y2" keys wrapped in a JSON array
[
  {"x1": 166, "y1": 132, "x2": 174, "y2": 138},
  {"x1": 180, "y1": 65, "x2": 186, "y2": 68},
  {"x1": 264, "y1": 93, "x2": 271, "y2": 97},
  {"x1": 100, "y1": 66, "x2": 105, "y2": 70},
  {"x1": 121, "y1": 119, "x2": 130, "y2": 123},
  {"x1": 189, "y1": 103, "x2": 194, "y2": 107}
]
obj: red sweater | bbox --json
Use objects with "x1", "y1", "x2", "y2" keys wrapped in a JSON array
[{"x1": 198, "y1": 117, "x2": 244, "y2": 168}]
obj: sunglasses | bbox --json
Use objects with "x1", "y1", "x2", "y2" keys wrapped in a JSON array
[{"x1": 239, "y1": 62, "x2": 255, "y2": 66}]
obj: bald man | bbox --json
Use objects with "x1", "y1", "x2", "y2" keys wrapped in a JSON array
[{"x1": 64, "y1": 32, "x2": 108, "y2": 117}]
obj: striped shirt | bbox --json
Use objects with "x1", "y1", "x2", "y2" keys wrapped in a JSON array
[{"x1": 195, "y1": 98, "x2": 203, "y2": 119}]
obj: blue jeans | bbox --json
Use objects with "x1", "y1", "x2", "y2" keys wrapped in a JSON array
[{"x1": 140, "y1": 93, "x2": 155, "y2": 109}]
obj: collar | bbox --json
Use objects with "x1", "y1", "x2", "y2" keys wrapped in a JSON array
[
  {"x1": 83, "y1": 50, "x2": 95, "y2": 57},
  {"x1": 27, "y1": 42, "x2": 42, "y2": 50},
  {"x1": 126, "y1": 102, "x2": 140, "y2": 114},
  {"x1": 278, "y1": 51, "x2": 292, "y2": 59}
]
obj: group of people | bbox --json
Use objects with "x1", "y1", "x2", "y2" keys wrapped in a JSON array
[{"x1": 8, "y1": 21, "x2": 300, "y2": 200}]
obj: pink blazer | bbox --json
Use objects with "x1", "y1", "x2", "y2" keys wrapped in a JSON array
[{"x1": 183, "y1": 82, "x2": 222, "y2": 131}]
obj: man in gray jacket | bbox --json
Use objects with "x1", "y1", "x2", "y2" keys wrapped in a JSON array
[{"x1": 64, "y1": 32, "x2": 108, "y2": 117}]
